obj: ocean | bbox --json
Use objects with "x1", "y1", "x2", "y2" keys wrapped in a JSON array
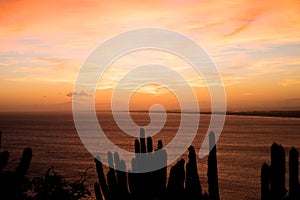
[{"x1": 0, "y1": 112, "x2": 299, "y2": 199}]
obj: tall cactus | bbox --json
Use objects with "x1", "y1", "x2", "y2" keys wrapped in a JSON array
[
  {"x1": 0, "y1": 147, "x2": 32, "y2": 199},
  {"x1": 207, "y1": 131, "x2": 220, "y2": 200},
  {"x1": 94, "y1": 182, "x2": 103, "y2": 200},
  {"x1": 0, "y1": 130, "x2": 2, "y2": 149},
  {"x1": 95, "y1": 128, "x2": 221, "y2": 200},
  {"x1": 289, "y1": 147, "x2": 299, "y2": 200},
  {"x1": 166, "y1": 159, "x2": 185, "y2": 200},
  {"x1": 0, "y1": 151, "x2": 9, "y2": 173},
  {"x1": 261, "y1": 163, "x2": 270, "y2": 200},
  {"x1": 154, "y1": 140, "x2": 167, "y2": 199},
  {"x1": 94, "y1": 157, "x2": 110, "y2": 200},
  {"x1": 16, "y1": 147, "x2": 32, "y2": 177},
  {"x1": 114, "y1": 152, "x2": 129, "y2": 199},
  {"x1": 106, "y1": 152, "x2": 119, "y2": 200},
  {"x1": 261, "y1": 144, "x2": 300, "y2": 200},
  {"x1": 270, "y1": 143, "x2": 286, "y2": 200},
  {"x1": 128, "y1": 128, "x2": 168, "y2": 200},
  {"x1": 140, "y1": 128, "x2": 146, "y2": 153},
  {"x1": 185, "y1": 145, "x2": 202, "y2": 200}
]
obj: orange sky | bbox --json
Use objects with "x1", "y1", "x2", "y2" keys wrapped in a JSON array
[{"x1": 0, "y1": 0, "x2": 300, "y2": 111}]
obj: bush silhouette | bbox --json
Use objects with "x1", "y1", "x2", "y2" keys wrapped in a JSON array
[{"x1": 0, "y1": 130, "x2": 90, "y2": 200}]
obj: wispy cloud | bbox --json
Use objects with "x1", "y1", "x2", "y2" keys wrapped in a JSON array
[
  {"x1": 279, "y1": 79, "x2": 300, "y2": 87},
  {"x1": 1, "y1": 0, "x2": 300, "y2": 110},
  {"x1": 224, "y1": 7, "x2": 264, "y2": 38},
  {"x1": 66, "y1": 91, "x2": 89, "y2": 97},
  {"x1": 243, "y1": 92, "x2": 264, "y2": 96}
]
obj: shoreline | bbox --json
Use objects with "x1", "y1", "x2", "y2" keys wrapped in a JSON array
[{"x1": 0, "y1": 110, "x2": 300, "y2": 119}]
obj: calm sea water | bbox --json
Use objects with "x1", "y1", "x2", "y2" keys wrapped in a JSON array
[{"x1": 0, "y1": 112, "x2": 299, "y2": 200}]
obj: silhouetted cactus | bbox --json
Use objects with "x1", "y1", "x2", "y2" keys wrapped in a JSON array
[
  {"x1": 0, "y1": 130, "x2": 2, "y2": 148},
  {"x1": 145, "y1": 136, "x2": 156, "y2": 200},
  {"x1": 106, "y1": 152, "x2": 120, "y2": 200},
  {"x1": 94, "y1": 182, "x2": 103, "y2": 200},
  {"x1": 129, "y1": 138, "x2": 142, "y2": 199},
  {"x1": 166, "y1": 158, "x2": 185, "y2": 200},
  {"x1": 131, "y1": 128, "x2": 164, "y2": 200},
  {"x1": 95, "y1": 152, "x2": 130, "y2": 200},
  {"x1": 95, "y1": 128, "x2": 221, "y2": 200},
  {"x1": 154, "y1": 139, "x2": 167, "y2": 199},
  {"x1": 95, "y1": 157, "x2": 110, "y2": 200},
  {"x1": 207, "y1": 131, "x2": 220, "y2": 200},
  {"x1": 130, "y1": 128, "x2": 149, "y2": 200},
  {"x1": 147, "y1": 136, "x2": 153, "y2": 152},
  {"x1": 114, "y1": 152, "x2": 129, "y2": 199},
  {"x1": 185, "y1": 146, "x2": 203, "y2": 200},
  {"x1": 270, "y1": 143, "x2": 286, "y2": 199},
  {"x1": 0, "y1": 147, "x2": 32, "y2": 199},
  {"x1": 140, "y1": 128, "x2": 146, "y2": 153},
  {"x1": 261, "y1": 163, "x2": 270, "y2": 200},
  {"x1": 0, "y1": 150, "x2": 9, "y2": 173},
  {"x1": 16, "y1": 147, "x2": 32, "y2": 177},
  {"x1": 202, "y1": 192, "x2": 209, "y2": 200},
  {"x1": 261, "y1": 144, "x2": 300, "y2": 200},
  {"x1": 135, "y1": 139, "x2": 140, "y2": 153},
  {"x1": 288, "y1": 147, "x2": 299, "y2": 200},
  {"x1": 95, "y1": 128, "x2": 169, "y2": 200}
]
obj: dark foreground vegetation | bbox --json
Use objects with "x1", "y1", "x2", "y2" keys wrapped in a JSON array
[
  {"x1": 0, "y1": 129, "x2": 299, "y2": 200},
  {"x1": 0, "y1": 130, "x2": 90, "y2": 200},
  {"x1": 261, "y1": 143, "x2": 300, "y2": 200},
  {"x1": 94, "y1": 129, "x2": 219, "y2": 200}
]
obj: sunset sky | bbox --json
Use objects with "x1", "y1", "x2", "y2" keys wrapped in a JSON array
[{"x1": 0, "y1": 0, "x2": 299, "y2": 111}]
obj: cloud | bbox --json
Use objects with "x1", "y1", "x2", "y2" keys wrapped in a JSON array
[
  {"x1": 224, "y1": 7, "x2": 264, "y2": 38},
  {"x1": 1, "y1": 0, "x2": 300, "y2": 111},
  {"x1": 279, "y1": 79, "x2": 300, "y2": 87},
  {"x1": 66, "y1": 91, "x2": 89, "y2": 97},
  {"x1": 286, "y1": 98, "x2": 300, "y2": 102},
  {"x1": 0, "y1": 55, "x2": 81, "y2": 83},
  {"x1": 243, "y1": 92, "x2": 264, "y2": 96}
]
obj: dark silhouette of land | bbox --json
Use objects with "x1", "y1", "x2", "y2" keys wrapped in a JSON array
[
  {"x1": 125, "y1": 110, "x2": 300, "y2": 118},
  {"x1": 225, "y1": 110, "x2": 300, "y2": 118}
]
